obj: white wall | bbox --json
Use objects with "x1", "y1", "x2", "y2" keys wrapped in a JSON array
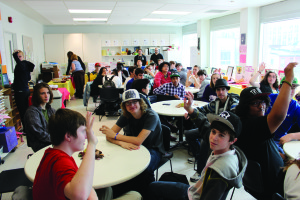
[{"x1": 0, "y1": 2, "x2": 44, "y2": 82}]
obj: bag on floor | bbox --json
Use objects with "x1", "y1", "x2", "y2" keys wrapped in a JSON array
[
  {"x1": 94, "y1": 103, "x2": 105, "y2": 115},
  {"x1": 159, "y1": 172, "x2": 189, "y2": 185}
]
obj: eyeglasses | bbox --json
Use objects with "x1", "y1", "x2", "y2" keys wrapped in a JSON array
[
  {"x1": 250, "y1": 100, "x2": 266, "y2": 107},
  {"x1": 291, "y1": 85, "x2": 298, "y2": 90},
  {"x1": 125, "y1": 100, "x2": 138, "y2": 106}
]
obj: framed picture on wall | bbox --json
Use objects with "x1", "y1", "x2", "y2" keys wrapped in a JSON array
[
  {"x1": 227, "y1": 66, "x2": 234, "y2": 81},
  {"x1": 211, "y1": 67, "x2": 217, "y2": 74}
]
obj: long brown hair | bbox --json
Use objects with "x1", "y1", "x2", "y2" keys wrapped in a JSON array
[
  {"x1": 32, "y1": 82, "x2": 53, "y2": 107},
  {"x1": 260, "y1": 71, "x2": 279, "y2": 89},
  {"x1": 120, "y1": 99, "x2": 148, "y2": 118},
  {"x1": 210, "y1": 73, "x2": 222, "y2": 88}
]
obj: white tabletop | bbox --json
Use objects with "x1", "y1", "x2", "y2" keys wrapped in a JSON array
[
  {"x1": 185, "y1": 87, "x2": 200, "y2": 94},
  {"x1": 283, "y1": 141, "x2": 300, "y2": 160},
  {"x1": 24, "y1": 136, "x2": 150, "y2": 189},
  {"x1": 151, "y1": 100, "x2": 208, "y2": 117}
]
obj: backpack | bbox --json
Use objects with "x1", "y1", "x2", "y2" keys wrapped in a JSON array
[{"x1": 103, "y1": 75, "x2": 116, "y2": 88}]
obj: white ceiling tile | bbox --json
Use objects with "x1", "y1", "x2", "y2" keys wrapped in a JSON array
[
  {"x1": 156, "y1": 4, "x2": 209, "y2": 12},
  {"x1": 64, "y1": 1, "x2": 116, "y2": 9}
]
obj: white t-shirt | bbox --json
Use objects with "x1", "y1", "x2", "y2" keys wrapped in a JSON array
[{"x1": 105, "y1": 75, "x2": 122, "y2": 88}]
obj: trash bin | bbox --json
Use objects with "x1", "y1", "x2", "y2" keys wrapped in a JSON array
[{"x1": 52, "y1": 90, "x2": 62, "y2": 110}]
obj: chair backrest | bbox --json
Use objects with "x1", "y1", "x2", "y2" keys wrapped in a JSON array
[
  {"x1": 156, "y1": 95, "x2": 177, "y2": 102},
  {"x1": 272, "y1": 193, "x2": 286, "y2": 200},
  {"x1": 161, "y1": 124, "x2": 171, "y2": 151},
  {"x1": 243, "y1": 160, "x2": 264, "y2": 195},
  {"x1": 99, "y1": 88, "x2": 121, "y2": 102}
]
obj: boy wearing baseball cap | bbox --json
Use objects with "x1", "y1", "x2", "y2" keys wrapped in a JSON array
[
  {"x1": 147, "y1": 97, "x2": 247, "y2": 199},
  {"x1": 153, "y1": 71, "x2": 186, "y2": 99},
  {"x1": 235, "y1": 62, "x2": 298, "y2": 199},
  {"x1": 100, "y1": 89, "x2": 164, "y2": 198}
]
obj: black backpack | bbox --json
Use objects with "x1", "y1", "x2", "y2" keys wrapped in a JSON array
[{"x1": 103, "y1": 75, "x2": 116, "y2": 88}]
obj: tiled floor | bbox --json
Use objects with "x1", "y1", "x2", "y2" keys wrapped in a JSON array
[{"x1": 0, "y1": 98, "x2": 256, "y2": 200}]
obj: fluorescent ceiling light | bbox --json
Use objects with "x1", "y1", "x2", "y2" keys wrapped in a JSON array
[
  {"x1": 141, "y1": 18, "x2": 172, "y2": 22},
  {"x1": 152, "y1": 11, "x2": 190, "y2": 15},
  {"x1": 73, "y1": 18, "x2": 107, "y2": 21},
  {"x1": 69, "y1": 9, "x2": 111, "y2": 13}
]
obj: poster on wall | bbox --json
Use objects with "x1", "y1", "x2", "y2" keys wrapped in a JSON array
[
  {"x1": 235, "y1": 66, "x2": 243, "y2": 81},
  {"x1": 22, "y1": 35, "x2": 34, "y2": 63},
  {"x1": 244, "y1": 66, "x2": 254, "y2": 83},
  {"x1": 241, "y1": 33, "x2": 246, "y2": 45}
]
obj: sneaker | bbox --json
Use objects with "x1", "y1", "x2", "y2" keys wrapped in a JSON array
[
  {"x1": 190, "y1": 172, "x2": 201, "y2": 182},
  {"x1": 187, "y1": 157, "x2": 195, "y2": 164}
]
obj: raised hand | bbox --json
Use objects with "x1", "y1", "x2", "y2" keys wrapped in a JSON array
[
  {"x1": 86, "y1": 112, "x2": 97, "y2": 146},
  {"x1": 184, "y1": 91, "x2": 194, "y2": 114},
  {"x1": 258, "y1": 62, "x2": 266, "y2": 73},
  {"x1": 284, "y1": 62, "x2": 298, "y2": 83}
]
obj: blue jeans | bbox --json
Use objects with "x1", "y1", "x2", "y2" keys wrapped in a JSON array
[{"x1": 147, "y1": 181, "x2": 190, "y2": 200}]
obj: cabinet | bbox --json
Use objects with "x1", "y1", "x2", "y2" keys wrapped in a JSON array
[{"x1": 1, "y1": 88, "x2": 22, "y2": 131}]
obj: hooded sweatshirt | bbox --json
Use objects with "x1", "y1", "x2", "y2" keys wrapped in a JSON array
[{"x1": 188, "y1": 146, "x2": 247, "y2": 200}]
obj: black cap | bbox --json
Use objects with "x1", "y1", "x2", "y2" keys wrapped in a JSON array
[
  {"x1": 170, "y1": 71, "x2": 180, "y2": 78},
  {"x1": 240, "y1": 87, "x2": 270, "y2": 103},
  {"x1": 214, "y1": 79, "x2": 230, "y2": 91},
  {"x1": 207, "y1": 111, "x2": 242, "y2": 138}
]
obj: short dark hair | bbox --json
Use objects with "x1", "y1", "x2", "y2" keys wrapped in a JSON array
[
  {"x1": 48, "y1": 109, "x2": 86, "y2": 146},
  {"x1": 149, "y1": 62, "x2": 156, "y2": 67},
  {"x1": 197, "y1": 69, "x2": 207, "y2": 76},
  {"x1": 235, "y1": 96, "x2": 271, "y2": 119},
  {"x1": 135, "y1": 68, "x2": 144, "y2": 75},
  {"x1": 112, "y1": 69, "x2": 118, "y2": 75},
  {"x1": 117, "y1": 62, "x2": 124, "y2": 71},
  {"x1": 31, "y1": 82, "x2": 53, "y2": 107},
  {"x1": 210, "y1": 121, "x2": 235, "y2": 141},
  {"x1": 67, "y1": 51, "x2": 73, "y2": 59},
  {"x1": 128, "y1": 66, "x2": 137, "y2": 74},
  {"x1": 158, "y1": 62, "x2": 170, "y2": 72},
  {"x1": 99, "y1": 67, "x2": 107, "y2": 75},
  {"x1": 132, "y1": 79, "x2": 150, "y2": 93},
  {"x1": 175, "y1": 63, "x2": 182, "y2": 68}
]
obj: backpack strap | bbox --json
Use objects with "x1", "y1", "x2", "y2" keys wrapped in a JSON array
[{"x1": 109, "y1": 75, "x2": 115, "y2": 81}]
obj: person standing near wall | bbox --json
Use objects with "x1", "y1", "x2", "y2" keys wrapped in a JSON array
[
  {"x1": 13, "y1": 50, "x2": 35, "y2": 129},
  {"x1": 66, "y1": 51, "x2": 85, "y2": 75},
  {"x1": 70, "y1": 54, "x2": 85, "y2": 99}
]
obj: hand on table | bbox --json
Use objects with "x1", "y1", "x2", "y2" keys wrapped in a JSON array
[
  {"x1": 86, "y1": 112, "x2": 98, "y2": 146},
  {"x1": 184, "y1": 91, "x2": 194, "y2": 114},
  {"x1": 119, "y1": 141, "x2": 140, "y2": 151},
  {"x1": 100, "y1": 125, "x2": 117, "y2": 139},
  {"x1": 279, "y1": 134, "x2": 294, "y2": 145},
  {"x1": 174, "y1": 94, "x2": 179, "y2": 99}
]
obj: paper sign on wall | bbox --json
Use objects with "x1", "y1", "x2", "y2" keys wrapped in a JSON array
[
  {"x1": 240, "y1": 54, "x2": 246, "y2": 63},
  {"x1": 143, "y1": 39, "x2": 149, "y2": 46},
  {"x1": 105, "y1": 40, "x2": 111, "y2": 46},
  {"x1": 152, "y1": 39, "x2": 157, "y2": 46},
  {"x1": 113, "y1": 40, "x2": 119, "y2": 46},
  {"x1": 244, "y1": 66, "x2": 254, "y2": 83},
  {"x1": 133, "y1": 39, "x2": 139, "y2": 46},
  {"x1": 161, "y1": 39, "x2": 165, "y2": 46},
  {"x1": 239, "y1": 45, "x2": 247, "y2": 54},
  {"x1": 123, "y1": 39, "x2": 129, "y2": 46}
]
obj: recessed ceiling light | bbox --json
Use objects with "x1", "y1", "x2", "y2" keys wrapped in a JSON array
[
  {"x1": 141, "y1": 18, "x2": 172, "y2": 22},
  {"x1": 69, "y1": 9, "x2": 111, "y2": 14},
  {"x1": 73, "y1": 18, "x2": 107, "y2": 21},
  {"x1": 152, "y1": 11, "x2": 191, "y2": 15}
]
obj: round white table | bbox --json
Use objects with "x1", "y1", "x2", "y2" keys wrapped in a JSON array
[
  {"x1": 283, "y1": 141, "x2": 300, "y2": 160},
  {"x1": 185, "y1": 87, "x2": 200, "y2": 94},
  {"x1": 24, "y1": 136, "x2": 150, "y2": 189},
  {"x1": 151, "y1": 100, "x2": 208, "y2": 143}
]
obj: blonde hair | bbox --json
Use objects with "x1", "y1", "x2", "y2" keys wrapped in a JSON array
[
  {"x1": 120, "y1": 99, "x2": 148, "y2": 118},
  {"x1": 210, "y1": 73, "x2": 222, "y2": 88}
]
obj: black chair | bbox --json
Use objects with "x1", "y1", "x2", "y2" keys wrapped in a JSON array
[
  {"x1": 155, "y1": 124, "x2": 173, "y2": 181},
  {"x1": 156, "y1": 95, "x2": 177, "y2": 102},
  {"x1": 243, "y1": 160, "x2": 265, "y2": 199},
  {"x1": 0, "y1": 168, "x2": 32, "y2": 199},
  {"x1": 97, "y1": 88, "x2": 122, "y2": 121},
  {"x1": 272, "y1": 193, "x2": 286, "y2": 200}
]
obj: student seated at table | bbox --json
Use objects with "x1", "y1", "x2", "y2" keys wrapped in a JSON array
[
  {"x1": 89, "y1": 62, "x2": 101, "y2": 81},
  {"x1": 265, "y1": 76, "x2": 300, "y2": 155},
  {"x1": 90, "y1": 67, "x2": 108, "y2": 102},
  {"x1": 249, "y1": 62, "x2": 279, "y2": 93},
  {"x1": 283, "y1": 158, "x2": 300, "y2": 200},
  {"x1": 100, "y1": 89, "x2": 165, "y2": 198},
  {"x1": 124, "y1": 66, "x2": 137, "y2": 87},
  {"x1": 176, "y1": 63, "x2": 187, "y2": 86},
  {"x1": 147, "y1": 98, "x2": 247, "y2": 200},
  {"x1": 126, "y1": 68, "x2": 144, "y2": 90},
  {"x1": 153, "y1": 71, "x2": 186, "y2": 99},
  {"x1": 110, "y1": 69, "x2": 122, "y2": 88},
  {"x1": 24, "y1": 82, "x2": 55, "y2": 152},
  {"x1": 32, "y1": 109, "x2": 108, "y2": 199},
  {"x1": 153, "y1": 62, "x2": 171, "y2": 89},
  {"x1": 132, "y1": 79, "x2": 151, "y2": 108},
  {"x1": 234, "y1": 62, "x2": 298, "y2": 199},
  {"x1": 195, "y1": 69, "x2": 210, "y2": 100},
  {"x1": 185, "y1": 79, "x2": 240, "y2": 182},
  {"x1": 186, "y1": 65, "x2": 201, "y2": 88},
  {"x1": 201, "y1": 72, "x2": 221, "y2": 102},
  {"x1": 144, "y1": 63, "x2": 155, "y2": 86}
]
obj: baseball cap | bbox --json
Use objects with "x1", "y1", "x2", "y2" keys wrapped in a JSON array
[
  {"x1": 207, "y1": 111, "x2": 242, "y2": 138},
  {"x1": 214, "y1": 79, "x2": 230, "y2": 91},
  {"x1": 95, "y1": 63, "x2": 101, "y2": 67},
  {"x1": 240, "y1": 87, "x2": 270, "y2": 102},
  {"x1": 280, "y1": 76, "x2": 299, "y2": 86},
  {"x1": 122, "y1": 89, "x2": 140, "y2": 102},
  {"x1": 170, "y1": 71, "x2": 180, "y2": 78}
]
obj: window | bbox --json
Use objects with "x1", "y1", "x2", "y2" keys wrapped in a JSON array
[
  {"x1": 182, "y1": 33, "x2": 197, "y2": 67},
  {"x1": 210, "y1": 28, "x2": 240, "y2": 70},
  {"x1": 260, "y1": 18, "x2": 300, "y2": 71}
]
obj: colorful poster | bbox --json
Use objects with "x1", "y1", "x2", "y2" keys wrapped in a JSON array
[
  {"x1": 239, "y1": 45, "x2": 247, "y2": 54},
  {"x1": 244, "y1": 66, "x2": 254, "y2": 83},
  {"x1": 240, "y1": 54, "x2": 246, "y2": 63}
]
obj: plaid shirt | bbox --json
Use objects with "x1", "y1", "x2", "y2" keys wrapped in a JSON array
[{"x1": 153, "y1": 82, "x2": 186, "y2": 99}]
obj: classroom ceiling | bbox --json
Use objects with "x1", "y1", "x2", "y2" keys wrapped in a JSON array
[{"x1": 0, "y1": 0, "x2": 284, "y2": 26}]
